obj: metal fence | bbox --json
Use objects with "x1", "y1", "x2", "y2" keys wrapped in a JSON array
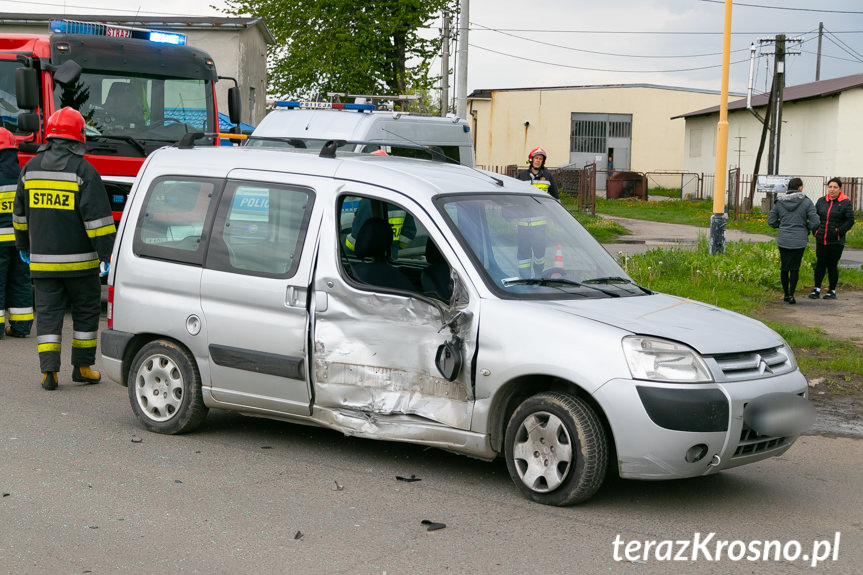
[{"x1": 477, "y1": 164, "x2": 863, "y2": 219}]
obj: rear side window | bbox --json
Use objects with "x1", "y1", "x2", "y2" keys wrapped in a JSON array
[
  {"x1": 133, "y1": 177, "x2": 221, "y2": 265},
  {"x1": 205, "y1": 181, "x2": 314, "y2": 277}
]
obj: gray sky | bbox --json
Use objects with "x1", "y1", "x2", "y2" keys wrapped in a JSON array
[{"x1": 3, "y1": 0, "x2": 862, "y2": 95}]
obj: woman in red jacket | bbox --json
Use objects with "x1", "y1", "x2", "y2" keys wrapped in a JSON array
[{"x1": 808, "y1": 177, "x2": 855, "y2": 300}]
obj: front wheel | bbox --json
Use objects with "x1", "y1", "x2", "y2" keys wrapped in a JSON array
[
  {"x1": 504, "y1": 392, "x2": 607, "y2": 506},
  {"x1": 128, "y1": 340, "x2": 208, "y2": 434}
]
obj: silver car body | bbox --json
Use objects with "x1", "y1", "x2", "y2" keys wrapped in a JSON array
[{"x1": 103, "y1": 146, "x2": 808, "y2": 488}]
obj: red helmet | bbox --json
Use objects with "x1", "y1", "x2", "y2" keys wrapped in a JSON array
[
  {"x1": 528, "y1": 147, "x2": 547, "y2": 162},
  {"x1": 0, "y1": 127, "x2": 16, "y2": 150},
  {"x1": 46, "y1": 107, "x2": 86, "y2": 143}
]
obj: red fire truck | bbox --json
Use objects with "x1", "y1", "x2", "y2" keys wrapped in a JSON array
[{"x1": 0, "y1": 19, "x2": 240, "y2": 222}]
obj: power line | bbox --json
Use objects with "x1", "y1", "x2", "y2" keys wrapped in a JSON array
[
  {"x1": 472, "y1": 22, "x2": 749, "y2": 59},
  {"x1": 470, "y1": 43, "x2": 751, "y2": 74},
  {"x1": 698, "y1": 0, "x2": 863, "y2": 14},
  {"x1": 469, "y1": 27, "x2": 863, "y2": 35}
]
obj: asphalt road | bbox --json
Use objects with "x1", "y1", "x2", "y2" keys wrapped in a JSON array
[{"x1": 1, "y1": 315, "x2": 861, "y2": 574}]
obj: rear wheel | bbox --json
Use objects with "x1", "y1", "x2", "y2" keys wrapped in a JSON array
[
  {"x1": 504, "y1": 391, "x2": 607, "y2": 506},
  {"x1": 128, "y1": 340, "x2": 208, "y2": 434}
]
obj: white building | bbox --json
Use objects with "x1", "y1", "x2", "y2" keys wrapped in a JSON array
[
  {"x1": 0, "y1": 13, "x2": 274, "y2": 126},
  {"x1": 676, "y1": 74, "x2": 863, "y2": 181},
  {"x1": 467, "y1": 84, "x2": 739, "y2": 189}
]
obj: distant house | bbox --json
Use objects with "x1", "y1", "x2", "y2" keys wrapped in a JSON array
[
  {"x1": 468, "y1": 84, "x2": 737, "y2": 189},
  {"x1": 674, "y1": 74, "x2": 863, "y2": 183},
  {"x1": 0, "y1": 13, "x2": 274, "y2": 126}
]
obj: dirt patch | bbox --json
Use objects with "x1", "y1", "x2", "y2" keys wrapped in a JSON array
[
  {"x1": 759, "y1": 289, "x2": 863, "y2": 344},
  {"x1": 759, "y1": 290, "x2": 863, "y2": 437}
]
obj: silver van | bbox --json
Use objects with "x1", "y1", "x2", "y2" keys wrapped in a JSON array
[
  {"x1": 246, "y1": 101, "x2": 475, "y2": 167},
  {"x1": 102, "y1": 145, "x2": 812, "y2": 506}
]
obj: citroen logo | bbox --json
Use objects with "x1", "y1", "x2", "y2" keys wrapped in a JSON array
[{"x1": 755, "y1": 354, "x2": 773, "y2": 375}]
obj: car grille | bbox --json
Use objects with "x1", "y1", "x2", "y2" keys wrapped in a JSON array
[
  {"x1": 733, "y1": 425, "x2": 787, "y2": 458},
  {"x1": 709, "y1": 346, "x2": 794, "y2": 382}
]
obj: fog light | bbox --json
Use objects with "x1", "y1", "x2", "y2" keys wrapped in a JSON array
[{"x1": 685, "y1": 443, "x2": 709, "y2": 463}]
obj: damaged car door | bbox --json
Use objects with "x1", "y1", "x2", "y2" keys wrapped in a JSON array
[{"x1": 311, "y1": 188, "x2": 479, "y2": 436}]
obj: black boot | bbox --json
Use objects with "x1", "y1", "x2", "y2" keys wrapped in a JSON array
[{"x1": 41, "y1": 372, "x2": 58, "y2": 391}]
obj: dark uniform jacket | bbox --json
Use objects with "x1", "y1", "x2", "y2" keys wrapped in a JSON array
[
  {"x1": 813, "y1": 192, "x2": 854, "y2": 247},
  {"x1": 517, "y1": 167, "x2": 559, "y2": 199},
  {"x1": 0, "y1": 148, "x2": 19, "y2": 245},
  {"x1": 13, "y1": 142, "x2": 116, "y2": 277}
]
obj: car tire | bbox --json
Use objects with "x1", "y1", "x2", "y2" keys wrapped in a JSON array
[
  {"x1": 504, "y1": 391, "x2": 607, "y2": 506},
  {"x1": 128, "y1": 340, "x2": 208, "y2": 434}
]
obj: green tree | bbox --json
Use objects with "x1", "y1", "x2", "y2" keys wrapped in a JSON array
[{"x1": 222, "y1": 0, "x2": 453, "y2": 104}]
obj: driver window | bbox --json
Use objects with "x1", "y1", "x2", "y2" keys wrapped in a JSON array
[{"x1": 339, "y1": 195, "x2": 451, "y2": 300}]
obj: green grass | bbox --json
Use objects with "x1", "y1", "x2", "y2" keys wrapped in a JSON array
[
  {"x1": 561, "y1": 194, "x2": 628, "y2": 242},
  {"x1": 593, "y1": 196, "x2": 863, "y2": 248},
  {"x1": 616, "y1": 237, "x2": 863, "y2": 382}
]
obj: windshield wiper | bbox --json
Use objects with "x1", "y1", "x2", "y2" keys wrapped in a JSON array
[
  {"x1": 87, "y1": 134, "x2": 147, "y2": 156},
  {"x1": 583, "y1": 276, "x2": 652, "y2": 294},
  {"x1": 504, "y1": 278, "x2": 584, "y2": 288}
]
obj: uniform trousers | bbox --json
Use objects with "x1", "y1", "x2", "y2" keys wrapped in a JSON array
[{"x1": 33, "y1": 275, "x2": 100, "y2": 373}]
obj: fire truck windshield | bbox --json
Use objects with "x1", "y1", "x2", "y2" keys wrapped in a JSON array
[
  {"x1": 54, "y1": 71, "x2": 215, "y2": 154},
  {"x1": 0, "y1": 60, "x2": 25, "y2": 132}
]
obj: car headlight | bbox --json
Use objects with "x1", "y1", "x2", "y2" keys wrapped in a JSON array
[{"x1": 622, "y1": 336, "x2": 713, "y2": 383}]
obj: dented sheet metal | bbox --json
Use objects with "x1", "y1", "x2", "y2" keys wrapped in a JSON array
[{"x1": 313, "y1": 288, "x2": 474, "y2": 430}]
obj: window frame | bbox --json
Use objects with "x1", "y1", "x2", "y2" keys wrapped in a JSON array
[
  {"x1": 132, "y1": 175, "x2": 223, "y2": 266},
  {"x1": 204, "y1": 179, "x2": 315, "y2": 279}
]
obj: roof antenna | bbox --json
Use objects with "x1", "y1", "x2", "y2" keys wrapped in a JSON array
[{"x1": 319, "y1": 139, "x2": 346, "y2": 158}]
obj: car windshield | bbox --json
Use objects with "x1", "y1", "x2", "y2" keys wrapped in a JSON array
[
  {"x1": 437, "y1": 193, "x2": 646, "y2": 299},
  {"x1": 55, "y1": 71, "x2": 214, "y2": 151}
]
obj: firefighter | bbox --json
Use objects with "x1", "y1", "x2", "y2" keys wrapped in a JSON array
[
  {"x1": 0, "y1": 128, "x2": 33, "y2": 339},
  {"x1": 13, "y1": 107, "x2": 116, "y2": 390},
  {"x1": 515, "y1": 147, "x2": 559, "y2": 277},
  {"x1": 345, "y1": 198, "x2": 416, "y2": 261}
]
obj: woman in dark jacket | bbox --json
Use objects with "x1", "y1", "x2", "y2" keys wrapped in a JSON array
[
  {"x1": 808, "y1": 177, "x2": 855, "y2": 300},
  {"x1": 767, "y1": 178, "x2": 819, "y2": 304}
]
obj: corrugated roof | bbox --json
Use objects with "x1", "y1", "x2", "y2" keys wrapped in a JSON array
[{"x1": 673, "y1": 74, "x2": 863, "y2": 119}]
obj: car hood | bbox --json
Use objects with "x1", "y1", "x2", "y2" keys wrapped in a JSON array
[{"x1": 538, "y1": 292, "x2": 783, "y2": 355}]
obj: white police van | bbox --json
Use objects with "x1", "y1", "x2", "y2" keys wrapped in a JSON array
[
  {"x1": 247, "y1": 97, "x2": 475, "y2": 167},
  {"x1": 102, "y1": 142, "x2": 812, "y2": 506}
]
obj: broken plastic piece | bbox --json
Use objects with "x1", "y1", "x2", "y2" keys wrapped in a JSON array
[
  {"x1": 421, "y1": 519, "x2": 446, "y2": 531},
  {"x1": 396, "y1": 474, "x2": 421, "y2": 482}
]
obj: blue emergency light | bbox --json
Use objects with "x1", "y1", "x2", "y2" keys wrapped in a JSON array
[
  {"x1": 275, "y1": 101, "x2": 376, "y2": 111},
  {"x1": 49, "y1": 19, "x2": 186, "y2": 45}
]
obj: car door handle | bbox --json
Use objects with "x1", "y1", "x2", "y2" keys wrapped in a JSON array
[{"x1": 285, "y1": 286, "x2": 305, "y2": 308}]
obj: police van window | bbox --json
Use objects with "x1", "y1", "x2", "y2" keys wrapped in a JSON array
[
  {"x1": 340, "y1": 194, "x2": 448, "y2": 298},
  {"x1": 133, "y1": 177, "x2": 220, "y2": 265},
  {"x1": 205, "y1": 181, "x2": 314, "y2": 277}
]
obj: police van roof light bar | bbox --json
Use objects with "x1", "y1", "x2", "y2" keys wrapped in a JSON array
[
  {"x1": 274, "y1": 101, "x2": 376, "y2": 111},
  {"x1": 49, "y1": 19, "x2": 186, "y2": 45}
]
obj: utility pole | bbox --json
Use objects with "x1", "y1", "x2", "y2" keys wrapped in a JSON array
[
  {"x1": 455, "y1": 0, "x2": 469, "y2": 119},
  {"x1": 816, "y1": 21, "x2": 823, "y2": 81},
  {"x1": 709, "y1": 0, "x2": 732, "y2": 256},
  {"x1": 734, "y1": 136, "x2": 745, "y2": 168},
  {"x1": 767, "y1": 35, "x2": 786, "y2": 177},
  {"x1": 440, "y1": 10, "x2": 450, "y2": 117}
]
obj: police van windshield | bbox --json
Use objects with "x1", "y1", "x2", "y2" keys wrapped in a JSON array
[
  {"x1": 437, "y1": 193, "x2": 646, "y2": 299},
  {"x1": 54, "y1": 71, "x2": 214, "y2": 152}
]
